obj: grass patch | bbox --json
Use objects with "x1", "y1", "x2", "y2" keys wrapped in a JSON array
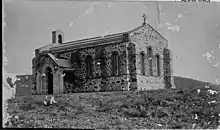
[{"x1": 5, "y1": 88, "x2": 220, "y2": 129}]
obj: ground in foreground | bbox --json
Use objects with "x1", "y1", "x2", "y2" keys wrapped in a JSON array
[{"x1": 5, "y1": 88, "x2": 220, "y2": 129}]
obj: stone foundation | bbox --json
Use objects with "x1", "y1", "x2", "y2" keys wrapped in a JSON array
[{"x1": 137, "y1": 75, "x2": 164, "y2": 90}]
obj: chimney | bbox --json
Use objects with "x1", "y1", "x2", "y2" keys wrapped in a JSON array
[{"x1": 52, "y1": 30, "x2": 64, "y2": 44}]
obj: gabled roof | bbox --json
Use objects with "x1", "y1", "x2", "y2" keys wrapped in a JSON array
[
  {"x1": 38, "y1": 43, "x2": 64, "y2": 53},
  {"x1": 37, "y1": 24, "x2": 167, "y2": 54},
  {"x1": 37, "y1": 32, "x2": 126, "y2": 53},
  {"x1": 128, "y1": 24, "x2": 167, "y2": 42},
  {"x1": 48, "y1": 53, "x2": 72, "y2": 68}
]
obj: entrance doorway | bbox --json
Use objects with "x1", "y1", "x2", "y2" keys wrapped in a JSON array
[{"x1": 46, "y1": 67, "x2": 53, "y2": 94}]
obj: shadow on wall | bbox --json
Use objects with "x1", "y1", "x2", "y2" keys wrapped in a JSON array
[{"x1": 6, "y1": 75, "x2": 32, "y2": 97}]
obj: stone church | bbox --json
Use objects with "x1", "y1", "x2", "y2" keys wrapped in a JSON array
[{"x1": 32, "y1": 20, "x2": 175, "y2": 95}]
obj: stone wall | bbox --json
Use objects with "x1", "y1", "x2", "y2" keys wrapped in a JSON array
[
  {"x1": 137, "y1": 75, "x2": 164, "y2": 90},
  {"x1": 32, "y1": 24, "x2": 174, "y2": 94},
  {"x1": 127, "y1": 42, "x2": 137, "y2": 90},
  {"x1": 129, "y1": 24, "x2": 170, "y2": 90},
  {"x1": 58, "y1": 41, "x2": 129, "y2": 93},
  {"x1": 163, "y1": 48, "x2": 173, "y2": 89},
  {"x1": 169, "y1": 51, "x2": 175, "y2": 89},
  {"x1": 6, "y1": 75, "x2": 33, "y2": 96}
]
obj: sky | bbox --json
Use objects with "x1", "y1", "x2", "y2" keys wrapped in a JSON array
[{"x1": 3, "y1": 0, "x2": 220, "y2": 84}]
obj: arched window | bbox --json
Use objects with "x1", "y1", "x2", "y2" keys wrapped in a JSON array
[
  {"x1": 85, "y1": 55, "x2": 93, "y2": 78},
  {"x1": 111, "y1": 51, "x2": 119, "y2": 76},
  {"x1": 147, "y1": 47, "x2": 153, "y2": 76},
  {"x1": 156, "y1": 55, "x2": 160, "y2": 76},
  {"x1": 58, "y1": 35, "x2": 62, "y2": 43},
  {"x1": 140, "y1": 52, "x2": 145, "y2": 75}
]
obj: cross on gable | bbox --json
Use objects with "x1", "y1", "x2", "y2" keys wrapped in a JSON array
[{"x1": 142, "y1": 13, "x2": 147, "y2": 25}]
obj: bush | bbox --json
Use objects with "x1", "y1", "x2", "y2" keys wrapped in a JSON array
[{"x1": 124, "y1": 108, "x2": 141, "y2": 117}]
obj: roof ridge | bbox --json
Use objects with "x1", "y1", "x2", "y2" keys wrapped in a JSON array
[
  {"x1": 51, "y1": 33, "x2": 125, "y2": 50},
  {"x1": 147, "y1": 24, "x2": 168, "y2": 42},
  {"x1": 37, "y1": 23, "x2": 167, "y2": 53},
  {"x1": 127, "y1": 24, "x2": 167, "y2": 42},
  {"x1": 63, "y1": 32, "x2": 125, "y2": 45},
  {"x1": 38, "y1": 31, "x2": 128, "y2": 52}
]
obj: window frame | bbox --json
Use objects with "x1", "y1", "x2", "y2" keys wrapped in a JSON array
[
  {"x1": 85, "y1": 55, "x2": 93, "y2": 78},
  {"x1": 155, "y1": 54, "x2": 160, "y2": 76},
  {"x1": 111, "y1": 51, "x2": 120, "y2": 76},
  {"x1": 140, "y1": 51, "x2": 145, "y2": 75},
  {"x1": 147, "y1": 47, "x2": 153, "y2": 76}
]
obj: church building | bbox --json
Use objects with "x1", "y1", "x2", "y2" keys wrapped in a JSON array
[{"x1": 32, "y1": 18, "x2": 175, "y2": 95}]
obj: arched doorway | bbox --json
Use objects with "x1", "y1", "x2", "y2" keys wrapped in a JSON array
[{"x1": 46, "y1": 67, "x2": 53, "y2": 94}]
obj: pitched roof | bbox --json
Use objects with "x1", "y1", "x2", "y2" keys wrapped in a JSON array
[
  {"x1": 37, "y1": 24, "x2": 167, "y2": 53},
  {"x1": 38, "y1": 43, "x2": 63, "y2": 53},
  {"x1": 48, "y1": 53, "x2": 71, "y2": 68},
  {"x1": 37, "y1": 32, "x2": 127, "y2": 53},
  {"x1": 128, "y1": 24, "x2": 167, "y2": 42}
]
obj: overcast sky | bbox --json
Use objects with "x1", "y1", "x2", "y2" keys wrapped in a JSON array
[{"x1": 3, "y1": 1, "x2": 220, "y2": 84}]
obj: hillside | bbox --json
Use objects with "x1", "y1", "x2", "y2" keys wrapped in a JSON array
[
  {"x1": 174, "y1": 76, "x2": 206, "y2": 89},
  {"x1": 5, "y1": 88, "x2": 220, "y2": 129},
  {"x1": 4, "y1": 75, "x2": 220, "y2": 128},
  {"x1": 174, "y1": 76, "x2": 220, "y2": 90}
]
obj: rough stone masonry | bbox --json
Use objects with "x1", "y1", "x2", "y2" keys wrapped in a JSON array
[{"x1": 32, "y1": 23, "x2": 175, "y2": 95}]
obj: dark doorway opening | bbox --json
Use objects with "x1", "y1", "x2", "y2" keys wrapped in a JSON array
[
  {"x1": 58, "y1": 35, "x2": 62, "y2": 43},
  {"x1": 63, "y1": 71, "x2": 74, "y2": 93},
  {"x1": 46, "y1": 67, "x2": 53, "y2": 94}
]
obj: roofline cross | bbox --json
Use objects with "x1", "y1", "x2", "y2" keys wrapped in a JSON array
[{"x1": 142, "y1": 13, "x2": 147, "y2": 25}]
